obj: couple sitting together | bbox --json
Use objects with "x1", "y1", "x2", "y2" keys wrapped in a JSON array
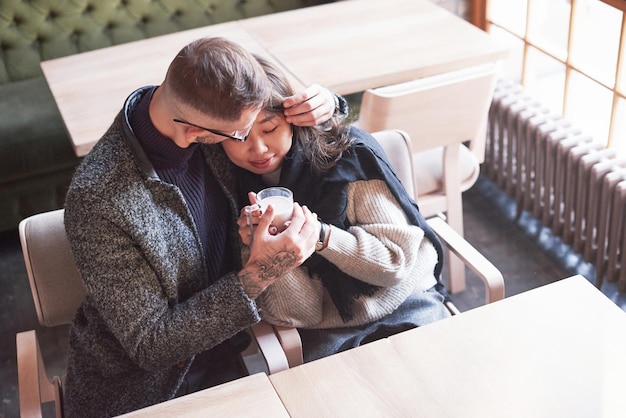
[{"x1": 62, "y1": 36, "x2": 450, "y2": 417}]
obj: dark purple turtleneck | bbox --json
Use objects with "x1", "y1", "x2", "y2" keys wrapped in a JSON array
[{"x1": 129, "y1": 86, "x2": 231, "y2": 284}]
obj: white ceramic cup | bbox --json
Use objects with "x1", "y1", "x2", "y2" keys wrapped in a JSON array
[
  {"x1": 246, "y1": 187, "x2": 294, "y2": 238},
  {"x1": 256, "y1": 187, "x2": 294, "y2": 228}
]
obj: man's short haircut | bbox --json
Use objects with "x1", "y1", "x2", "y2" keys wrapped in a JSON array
[{"x1": 164, "y1": 37, "x2": 270, "y2": 120}]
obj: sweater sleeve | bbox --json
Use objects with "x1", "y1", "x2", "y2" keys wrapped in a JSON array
[{"x1": 320, "y1": 179, "x2": 428, "y2": 287}]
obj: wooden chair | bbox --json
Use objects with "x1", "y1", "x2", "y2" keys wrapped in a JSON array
[
  {"x1": 16, "y1": 209, "x2": 294, "y2": 418},
  {"x1": 357, "y1": 64, "x2": 498, "y2": 294},
  {"x1": 278, "y1": 129, "x2": 505, "y2": 367}
]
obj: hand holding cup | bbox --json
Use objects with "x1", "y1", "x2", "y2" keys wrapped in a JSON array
[{"x1": 245, "y1": 187, "x2": 294, "y2": 241}]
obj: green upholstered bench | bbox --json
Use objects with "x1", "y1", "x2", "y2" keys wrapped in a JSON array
[{"x1": 0, "y1": 0, "x2": 329, "y2": 232}]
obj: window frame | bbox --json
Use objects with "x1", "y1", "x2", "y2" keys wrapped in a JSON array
[{"x1": 470, "y1": 0, "x2": 626, "y2": 149}]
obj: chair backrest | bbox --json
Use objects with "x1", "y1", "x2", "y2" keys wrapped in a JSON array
[
  {"x1": 370, "y1": 130, "x2": 416, "y2": 200},
  {"x1": 358, "y1": 63, "x2": 497, "y2": 163},
  {"x1": 19, "y1": 209, "x2": 85, "y2": 327}
]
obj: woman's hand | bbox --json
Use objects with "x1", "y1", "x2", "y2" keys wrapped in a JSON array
[
  {"x1": 238, "y1": 192, "x2": 260, "y2": 246},
  {"x1": 282, "y1": 84, "x2": 337, "y2": 126}
]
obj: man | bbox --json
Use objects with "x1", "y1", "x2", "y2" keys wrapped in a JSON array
[{"x1": 63, "y1": 36, "x2": 345, "y2": 417}]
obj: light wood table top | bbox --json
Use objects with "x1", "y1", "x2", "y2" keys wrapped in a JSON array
[
  {"x1": 40, "y1": 22, "x2": 298, "y2": 157},
  {"x1": 241, "y1": 0, "x2": 509, "y2": 95},
  {"x1": 271, "y1": 337, "x2": 416, "y2": 416},
  {"x1": 269, "y1": 275, "x2": 626, "y2": 417},
  {"x1": 116, "y1": 372, "x2": 289, "y2": 417},
  {"x1": 41, "y1": 0, "x2": 508, "y2": 157}
]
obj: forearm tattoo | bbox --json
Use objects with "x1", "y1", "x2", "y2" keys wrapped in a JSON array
[
  {"x1": 239, "y1": 250, "x2": 298, "y2": 299},
  {"x1": 258, "y1": 251, "x2": 297, "y2": 280}
]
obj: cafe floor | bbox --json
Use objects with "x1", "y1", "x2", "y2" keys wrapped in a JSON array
[{"x1": 2, "y1": 174, "x2": 626, "y2": 418}]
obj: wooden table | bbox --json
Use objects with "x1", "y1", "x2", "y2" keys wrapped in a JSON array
[
  {"x1": 241, "y1": 0, "x2": 509, "y2": 95},
  {"x1": 116, "y1": 373, "x2": 289, "y2": 417},
  {"x1": 41, "y1": 0, "x2": 508, "y2": 157},
  {"x1": 269, "y1": 275, "x2": 626, "y2": 417}
]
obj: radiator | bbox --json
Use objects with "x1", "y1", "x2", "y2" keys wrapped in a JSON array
[{"x1": 483, "y1": 79, "x2": 626, "y2": 291}]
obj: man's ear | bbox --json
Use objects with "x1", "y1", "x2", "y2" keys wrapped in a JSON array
[{"x1": 182, "y1": 125, "x2": 201, "y2": 140}]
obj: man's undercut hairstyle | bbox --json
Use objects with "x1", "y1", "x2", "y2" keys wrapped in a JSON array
[{"x1": 165, "y1": 37, "x2": 270, "y2": 120}]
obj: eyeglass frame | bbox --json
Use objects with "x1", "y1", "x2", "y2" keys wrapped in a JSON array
[{"x1": 172, "y1": 118, "x2": 252, "y2": 142}]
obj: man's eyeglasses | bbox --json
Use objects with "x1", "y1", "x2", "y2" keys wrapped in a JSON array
[{"x1": 173, "y1": 118, "x2": 251, "y2": 142}]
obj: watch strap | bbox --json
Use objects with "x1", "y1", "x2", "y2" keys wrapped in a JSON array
[{"x1": 333, "y1": 93, "x2": 349, "y2": 118}]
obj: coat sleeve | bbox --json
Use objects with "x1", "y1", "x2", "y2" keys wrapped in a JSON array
[{"x1": 65, "y1": 190, "x2": 260, "y2": 371}]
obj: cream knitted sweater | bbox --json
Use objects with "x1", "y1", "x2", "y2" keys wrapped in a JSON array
[{"x1": 252, "y1": 178, "x2": 438, "y2": 329}]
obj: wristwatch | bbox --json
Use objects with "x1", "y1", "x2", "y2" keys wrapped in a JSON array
[
  {"x1": 316, "y1": 221, "x2": 328, "y2": 251},
  {"x1": 333, "y1": 93, "x2": 349, "y2": 119}
]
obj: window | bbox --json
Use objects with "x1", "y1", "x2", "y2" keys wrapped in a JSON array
[{"x1": 471, "y1": 0, "x2": 626, "y2": 155}]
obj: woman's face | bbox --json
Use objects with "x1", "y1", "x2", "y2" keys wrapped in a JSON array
[{"x1": 221, "y1": 109, "x2": 293, "y2": 175}]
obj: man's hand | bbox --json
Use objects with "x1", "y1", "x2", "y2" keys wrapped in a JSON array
[
  {"x1": 282, "y1": 84, "x2": 336, "y2": 126},
  {"x1": 237, "y1": 204, "x2": 318, "y2": 299}
]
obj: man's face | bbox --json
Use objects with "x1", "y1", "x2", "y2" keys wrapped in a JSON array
[{"x1": 177, "y1": 106, "x2": 262, "y2": 146}]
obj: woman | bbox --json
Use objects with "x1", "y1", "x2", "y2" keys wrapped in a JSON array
[{"x1": 220, "y1": 56, "x2": 451, "y2": 362}]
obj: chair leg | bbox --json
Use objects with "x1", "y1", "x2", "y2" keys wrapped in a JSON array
[
  {"x1": 428, "y1": 216, "x2": 504, "y2": 303},
  {"x1": 442, "y1": 144, "x2": 467, "y2": 294},
  {"x1": 445, "y1": 205, "x2": 466, "y2": 293},
  {"x1": 447, "y1": 250, "x2": 467, "y2": 294},
  {"x1": 16, "y1": 330, "x2": 62, "y2": 418}
]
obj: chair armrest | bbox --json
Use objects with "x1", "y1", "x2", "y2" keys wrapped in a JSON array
[
  {"x1": 427, "y1": 216, "x2": 505, "y2": 303},
  {"x1": 273, "y1": 326, "x2": 303, "y2": 368},
  {"x1": 249, "y1": 322, "x2": 290, "y2": 374},
  {"x1": 16, "y1": 330, "x2": 62, "y2": 418}
]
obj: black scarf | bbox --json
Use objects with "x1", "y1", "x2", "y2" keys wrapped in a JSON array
[{"x1": 236, "y1": 126, "x2": 445, "y2": 321}]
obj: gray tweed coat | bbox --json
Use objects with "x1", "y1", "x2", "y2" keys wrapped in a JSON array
[{"x1": 63, "y1": 87, "x2": 260, "y2": 417}]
